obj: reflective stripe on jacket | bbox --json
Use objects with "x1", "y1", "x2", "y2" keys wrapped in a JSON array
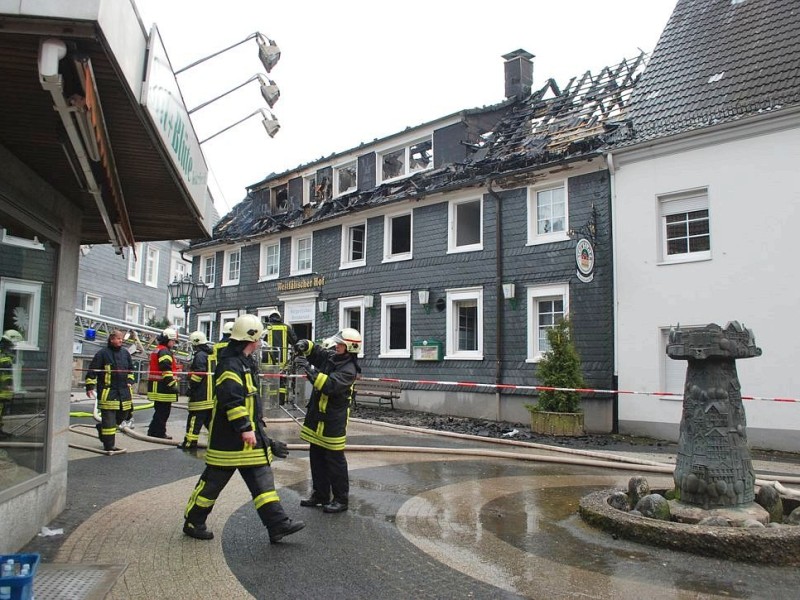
[{"x1": 85, "y1": 345, "x2": 135, "y2": 411}]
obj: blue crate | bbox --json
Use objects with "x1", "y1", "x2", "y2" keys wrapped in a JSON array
[{"x1": 0, "y1": 554, "x2": 39, "y2": 600}]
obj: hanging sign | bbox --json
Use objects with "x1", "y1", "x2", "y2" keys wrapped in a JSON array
[{"x1": 576, "y1": 238, "x2": 595, "y2": 283}]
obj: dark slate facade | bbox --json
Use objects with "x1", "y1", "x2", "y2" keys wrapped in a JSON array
[{"x1": 189, "y1": 52, "x2": 643, "y2": 428}]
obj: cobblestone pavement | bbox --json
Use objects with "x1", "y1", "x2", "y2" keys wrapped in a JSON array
[{"x1": 21, "y1": 401, "x2": 800, "y2": 599}]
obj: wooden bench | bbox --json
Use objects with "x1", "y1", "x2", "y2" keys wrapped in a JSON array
[{"x1": 353, "y1": 378, "x2": 400, "y2": 410}]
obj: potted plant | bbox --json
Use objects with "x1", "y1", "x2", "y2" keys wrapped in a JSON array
[{"x1": 526, "y1": 317, "x2": 586, "y2": 436}]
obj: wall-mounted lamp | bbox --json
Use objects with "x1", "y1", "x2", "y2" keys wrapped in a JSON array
[
  {"x1": 502, "y1": 282, "x2": 518, "y2": 310},
  {"x1": 318, "y1": 298, "x2": 330, "y2": 321},
  {"x1": 363, "y1": 294, "x2": 376, "y2": 316},
  {"x1": 418, "y1": 289, "x2": 431, "y2": 313}
]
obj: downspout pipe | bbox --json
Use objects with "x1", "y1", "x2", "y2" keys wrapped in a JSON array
[
  {"x1": 605, "y1": 151, "x2": 619, "y2": 433},
  {"x1": 487, "y1": 177, "x2": 503, "y2": 421},
  {"x1": 38, "y1": 38, "x2": 124, "y2": 253}
]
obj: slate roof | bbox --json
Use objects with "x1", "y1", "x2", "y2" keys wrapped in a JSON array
[
  {"x1": 620, "y1": 0, "x2": 800, "y2": 142},
  {"x1": 199, "y1": 54, "x2": 647, "y2": 247}
]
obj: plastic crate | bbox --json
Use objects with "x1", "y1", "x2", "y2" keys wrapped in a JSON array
[{"x1": 0, "y1": 553, "x2": 39, "y2": 600}]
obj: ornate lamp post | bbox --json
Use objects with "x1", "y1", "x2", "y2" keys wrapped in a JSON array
[{"x1": 168, "y1": 275, "x2": 208, "y2": 332}]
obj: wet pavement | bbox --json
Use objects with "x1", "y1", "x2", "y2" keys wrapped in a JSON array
[{"x1": 21, "y1": 399, "x2": 800, "y2": 599}]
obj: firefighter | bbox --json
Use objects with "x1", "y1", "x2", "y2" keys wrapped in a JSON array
[
  {"x1": 294, "y1": 328, "x2": 360, "y2": 513},
  {"x1": 0, "y1": 329, "x2": 22, "y2": 439},
  {"x1": 261, "y1": 309, "x2": 297, "y2": 406},
  {"x1": 85, "y1": 329, "x2": 135, "y2": 452},
  {"x1": 178, "y1": 331, "x2": 214, "y2": 451},
  {"x1": 146, "y1": 328, "x2": 180, "y2": 439},
  {"x1": 208, "y1": 321, "x2": 234, "y2": 378},
  {"x1": 183, "y1": 314, "x2": 305, "y2": 543}
]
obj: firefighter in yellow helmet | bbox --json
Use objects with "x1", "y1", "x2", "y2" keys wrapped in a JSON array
[
  {"x1": 0, "y1": 329, "x2": 22, "y2": 438},
  {"x1": 178, "y1": 331, "x2": 214, "y2": 451},
  {"x1": 183, "y1": 314, "x2": 304, "y2": 543},
  {"x1": 146, "y1": 328, "x2": 179, "y2": 439},
  {"x1": 294, "y1": 328, "x2": 361, "y2": 513}
]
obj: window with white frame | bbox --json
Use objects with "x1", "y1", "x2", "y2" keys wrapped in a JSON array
[
  {"x1": 173, "y1": 314, "x2": 185, "y2": 332},
  {"x1": 198, "y1": 314, "x2": 214, "y2": 342},
  {"x1": 143, "y1": 305, "x2": 156, "y2": 325},
  {"x1": 527, "y1": 283, "x2": 569, "y2": 361},
  {"x1": 0, "y1": 277, "x2": 43, "y2": 350},
  {"x1": 145, "y1": 246, "x2": 159, "y2": 287},
  {"x1": 272, "y1": 183, "x2": 289, "y2": 213},
  {"x1": 259, "y1": 241, "x2": 280, "y2": 280},
  {"x1": 338, "y1": 297, "x2": 365, "y2": 357},
  {"x1": 172, "y1": 254, "x2": 187, "y2": 282},
  {"x1": 127, "y1": 242, "x2": 143, "y2": 281},
  {"x1": 528, "y1": 182, "x2": 569, "y2": 245},
  {"x1": 334, "y1": 161, "x2": 357, "y2": 196},
  {"x1": 446, "y1": 287, "x2": 483, "y2": 359},
  {"x1": 201, "y1": 254, "x2": 216, "y2": 287},
  {"x1": 303, "y1": 174, "x2": 316, "y2": 205},
  {"x1": 85, "y1": 293, "x2": 101, "y2": 315},
  {"x1": 658, "y1": 189, "x2": 710, "y2": 263},
  {"x1": 383, "y1": 211, "x2": 412, "y2": 262},
  {"x1": 379, "y1": 137, "x2": 432, "y2": 182},
  {"x1": 660, "y1": 327, "x2": 686, "y2": 399},
  {"x1": 380, "y1": 292, "x2": 411, "y2": 357},
  {"x1": 223, "y1": 248, "x2": 241, "y2": 285},
  {"x1": 341, "y1": 221, "x2": 366, "y2": 269},
  {"x1": 448, "y1": 197, "x2": 482, "y2": 252},
  {"x1": 125, "y1": 302, "x2": 140, "y2": 324},
  {"x1": 291, "y1": 234, "x2": 312, "y2": 274}
]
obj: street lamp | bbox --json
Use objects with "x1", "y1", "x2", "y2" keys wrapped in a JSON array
[
  {"x1": 168, "y1": 275, "x2": 209, "y2": 332},
  {"x1": 175, "y1": 32, "x2": 280, "y2": 75},
  {"x1": 200, "y1": 108, "x2": 279, "y2": 144}
]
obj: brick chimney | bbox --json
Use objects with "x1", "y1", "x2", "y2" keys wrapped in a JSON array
[{"x1": 502, "y1": 49, "x2": 534, "y2": 100}]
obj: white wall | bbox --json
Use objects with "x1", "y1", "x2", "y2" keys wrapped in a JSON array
[{"x1": 612, "y1": 119, "x2": 800, "y2": 451}]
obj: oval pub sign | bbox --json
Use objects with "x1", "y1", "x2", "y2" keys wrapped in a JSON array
[{"x1": 575, "y1": 238, "x2": 595, "y2": 283}]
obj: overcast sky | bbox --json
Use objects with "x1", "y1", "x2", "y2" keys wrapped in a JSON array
[{"x1": 135, "y1": 0, "x2": 677, "y2": 215}]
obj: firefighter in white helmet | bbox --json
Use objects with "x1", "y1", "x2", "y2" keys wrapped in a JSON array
[
  {"x1": 146, "y1": 328, "x2": 179, "y2": 439},
  {"x1": 183, "y1": 314, "x2": 304, "y2": 543},
  {"x1": 294, "y1": 327, "x2": 361, "y2": 513},
  {"x1": 178, "y1": 331, "x2": 214, "y2": 451}
]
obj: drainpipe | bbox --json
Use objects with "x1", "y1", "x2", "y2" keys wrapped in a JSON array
[
  {"x1": 605, "y1": 151, "x2": 619, "y2": 434},
  {"x1": 487, "y1": 178, "x2": 503, "y2": 421},
  {"x1": 38, "y1": 38, "x2": 124, "y2": 253}
]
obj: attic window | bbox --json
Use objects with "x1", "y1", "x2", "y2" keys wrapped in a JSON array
[
  {"x1": 379, "y1": 136, "x2": 433, "y2": 182},
  {"x1": 303, "y1": 175, "x2": 316, "y2": 205},
  {"x1": 335, "y1": 161, "x2": 357, "y2": 196},
  {"x1": 272, "y1": 184, "x2": 288, "y2": 213}
]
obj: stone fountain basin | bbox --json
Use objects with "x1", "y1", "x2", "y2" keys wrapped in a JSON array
[{"x1": 579, "y1": 488, "x2": 800, "y2": 565}]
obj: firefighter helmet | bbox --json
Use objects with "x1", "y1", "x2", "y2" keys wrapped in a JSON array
[
  {"x1": 320, "y1": 337, "x2": 336, "y2": 349},
  {"x1": 230, "y1": 314, "x2": 264, "y2": 342},
  {"x1": 331, "y1": 328, "x2": 361, "y2": 354},
  {"x1": 266, "y1": 309, "x2": 282, "y2": 324},
  {"x1": 1, "y1": 329, "x2": 22, "y2": 344},
  {"x1": 162, "y1": 328, "x2": 179, "y2": 341},
  {"x1": 189, "y1": 331, "x2": 208, "y2": 346},
  {"x1": 222, "y1": 321, "x2": 234, "y2": 335}
]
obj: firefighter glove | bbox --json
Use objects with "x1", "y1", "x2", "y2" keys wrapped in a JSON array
[{"x1": 270, "y1": 439, "x2": 289, "y2": 458}]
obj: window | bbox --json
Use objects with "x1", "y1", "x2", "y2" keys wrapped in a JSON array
[
  {"x1": 260, "y1": 241, "x2": 280, "y2": 280},
  {"x1": 660, "y1": 327, "x2": 686, "y2": 400},
  {"x1": 127, "y1": 242, "x2": 143, "y2": 281},
  {"x1": 198, "y1": 314, "x2": 214, "y2": 341},
  {"x1": 0, "y1": 228, "x2": 45, "y2": 250},
  {"x1": 172, "y1": 254, "x2": 187, "y2": 282},
  {"x1": 292, "y1": 235, "x2": 312, "y2": 274},
  {"x1": 219, "y1": 311, "x2": 237, "y2": 340},
  {"x1": 528, "y1": 182, "x2": 569, "y2": 245},
  {"x1": 446, "y1": 287, "x2": 483, "y2": 359},
  {"x1": 659, "y1": 189, "x2": 711, "y2": 263},
  {"x1": 527, "y1": 283, "x2": 569, "y2": 361},
  {"x1": 145, "y1": 246, "x2": 159, "y2": 287},
  {"x1": 380, "y1": 292, "x2": 411, "y2": 357},
  {"x1": 143, "y1": 305, "x2": 156, "y2": 325},
  {"x1": 272, "y1": 183, "x2": 289, "y2": 213},
  {"x1": 125, "y1": 302, "x2": 140, "y2": 324},
  {"x1": 0, "y1": 277, "x2": 43, "y2": 350},
  {"x1": 223, "y1": 248, "x2": 241, "y2": 285},
  {"x1": 303, "y1": 174, "x2": 316, "y2": 205},
  {"x1": 341, "y1": 221, "x2": 366, "y2": 269},
  {"x1": 338, "y1": 297, "x2": 366, "y2": 357},
  {"x1": 173, "y1": 314, "x2": 185, "y2": 333},
  {"x1": 448, "y1": 197, "x2": 482, "y2": 252},
  {"x1": 201, "y1": 254, "x2": 216, "y2": 287},
  {"x1": 334, "y1": 161, "x2": 357, "y2": 196},
  {"x1": 383, "y1": 211, "x2": 412, "y2": 262},
  {"x1": 85, "y1": 293, "x2": 101, "y2": 315},
  {"x1": 379, "y1": 137, "x2": 432, "y2": 182}
]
